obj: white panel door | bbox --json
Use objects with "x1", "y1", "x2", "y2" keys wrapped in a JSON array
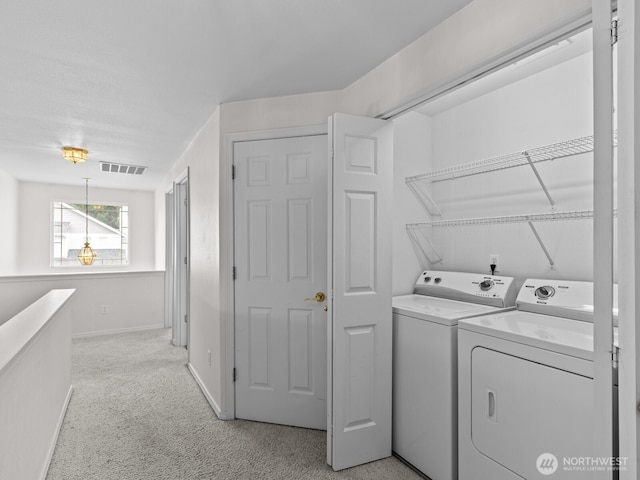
[
  {"x1": 327, "y1": 113, "x2": 393, "y2": 470},
  {"x1": 234, "y1": 135, "x2": 328, "y2": 429}
]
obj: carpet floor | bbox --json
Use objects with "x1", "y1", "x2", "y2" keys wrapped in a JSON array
[{"x1": 45, "y1": 328, "x2": 422, "y2": 480}]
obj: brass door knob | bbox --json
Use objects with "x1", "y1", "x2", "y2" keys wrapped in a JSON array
[{"x1": 304, "y1": 292, "x2": 326, "y2": 302}]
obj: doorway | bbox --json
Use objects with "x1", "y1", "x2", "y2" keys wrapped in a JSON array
[
  {"x1": 165, "y1": 170, "x2": 190, "y2": 348},
  {"x1": 228, "y1": 115, "x2": 394, "y2": 472}
]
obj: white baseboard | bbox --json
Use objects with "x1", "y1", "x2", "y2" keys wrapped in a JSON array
[
  {"x1": 72, "y1": 324, "x2": 165, "y2": 338},
  {"x1": 187, "y1": 362, "x2": 230, "y2": 420},
  {"x1": 40, "y1": 385, "x2": 73, "y2": 480}
]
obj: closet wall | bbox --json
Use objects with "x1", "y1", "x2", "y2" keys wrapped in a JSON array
[{"x1": 399, "y1": 48, "x2": 598, "y2": 284}]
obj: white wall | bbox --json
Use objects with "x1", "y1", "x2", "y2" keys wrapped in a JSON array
[
  {"x1": 0, "y1": 168, "x2": 18, "y2": 275},
  {"x1": 421, "y1": 52, "x2": 595, "y2": 281},
  {"x1": 0, "y1": 271, "x2": 164, "y2": 335},
  {"x1": 156, "y1": 108, "x2": 223, "y2": 413},
  {"x1": 0, "y1": 290, "x2": 74, "y2": 480},
  {"x1": 392, "y1": 112, "x2": 433, "y2": 295},
  {"x1": 18, "y1": 182, "x2": 156, "y2": 274}
]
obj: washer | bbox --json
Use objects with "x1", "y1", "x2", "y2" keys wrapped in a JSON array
[
  {"x1": 392, "y1": 271, "x2": 517, "y2": 480},
  {"x1": 458, "y1": 279, "x2": 618, "y2": 480}
]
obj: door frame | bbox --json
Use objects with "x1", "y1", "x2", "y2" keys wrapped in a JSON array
[
  {"x1": 224, "y1": 124, "x2": 328, "y2": 420},
  {"x1": 164, "y1": 187, "x2": 174, "y2": 329},
  {"x1": 169, "y1": 168, "x2": 190, "y2": 350}
]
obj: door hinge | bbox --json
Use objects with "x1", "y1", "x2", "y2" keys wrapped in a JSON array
[
  {"x1": 184, "y1": 314, "x2": 188, "y2": 323},
  {"x1": 232, "y1": 165, "x2": 236, "y2": 180},
  {"x1": 611, "y1": 19, "x2": 618, "y2": 45},
  {"x1": 232, "y1": 266, "x2": 237, "y2": 280},
  {"x1": 612, "y1": 346, "x2": 619, "y2": 368},
  {"x1": 184, "y1": 197, "x2": 188, "y2": 207},
  {"x1": 233, "y1": 368, "x2": 237, "y2": 382},
  {"x1": 184, "y1": 256, "x2": 188, "y2": 265}
]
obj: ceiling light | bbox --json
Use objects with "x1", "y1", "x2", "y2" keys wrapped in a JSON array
[
  {"x1": 78, "y1": 178, "x2": 97, "y2": 266},
  {"x1": 62, "y1": 146, "x2": 88, "y2": 164}
]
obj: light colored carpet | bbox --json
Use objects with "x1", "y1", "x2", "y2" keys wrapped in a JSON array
[{"x1": 46, "y1": 328, "x2": 422, "y2": 480}]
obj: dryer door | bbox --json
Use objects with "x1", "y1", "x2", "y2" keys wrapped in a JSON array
[{"x1": 471, "y1": 347, "x2": 593, "y2": 479}]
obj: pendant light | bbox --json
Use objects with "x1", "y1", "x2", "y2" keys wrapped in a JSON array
[{"x1": 78, "y1": 178, "x2": 97, "y2": 265}]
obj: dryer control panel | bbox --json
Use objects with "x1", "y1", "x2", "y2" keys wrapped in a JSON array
[
  {"x1": 516, "y1": 279, "x2": 618, "y2": 323},
  {"x1": 414, "y1": 271, "x2": 517, "y2": 308}
]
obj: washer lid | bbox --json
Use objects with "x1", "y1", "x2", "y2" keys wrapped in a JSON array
[
  {"x1": 392, "y1": 294, "x2": 514, "y2": 326},
  {"x1": 459, "y1": 310, "x2": 619, "y2": 360}
]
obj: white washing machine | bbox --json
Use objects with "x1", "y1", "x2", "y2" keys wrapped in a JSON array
[
  {"x1": 458, "y1": 279, "x2": 618, "y2": 480},
  {"x1": 392, "y1": 271, "x2": 517, "y2": 480}
]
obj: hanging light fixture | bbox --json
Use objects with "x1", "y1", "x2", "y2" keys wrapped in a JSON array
[
  {"x1": 62, "y1": 146, "x2": 88, "y2": 164},
  {"x1": 78, "y1": 178, "x2": 97, "y2": 265}
]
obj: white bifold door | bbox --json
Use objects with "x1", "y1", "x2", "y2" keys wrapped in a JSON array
[
  {"x1": 234, "y1": 113, "x2": 393, "y2": 471},
  {"x1": 327, "y1": 113, "x2": 393, "y2": 471}
]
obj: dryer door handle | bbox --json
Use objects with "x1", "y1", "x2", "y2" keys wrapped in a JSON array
[{"x1": 487, "y1": 389, "x2": 497, "y2": 422}]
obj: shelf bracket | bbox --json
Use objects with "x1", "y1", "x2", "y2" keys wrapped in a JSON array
[
  {"x1": 406, "y1": 179, "x2": 442, "y2": 217},
  {"x1": 524, "y1": 151, "x2": 555, "y2": 207},
  {"x1": 406, "y1": 226, "x2": 443, "y2": 268},
  {"x1": 527, "y1": 221, "x2": 556, "y2": 270}
]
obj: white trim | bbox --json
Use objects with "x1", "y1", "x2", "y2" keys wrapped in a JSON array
[
  {"x1": 223, "y1": 124, "x2": 328, "y2": 420},
  {"x1": 592, "y1": 0, "x2": 616, "y2": 471},
  {"x1": 382, "y1": 13, "x2": 593, "y2": 120},
  {"x1": 0, "y1": 270, "x2": 164, "y2": 282},
  {"x1": 174, "y1": 167, "x2": 189, "y2": 185},
  {"x1": 187, "y1": 362, "x2": 229, "y2": 420},
  {"x1": 71, "y1": 324, "x2": 165, "y2": 339},
  {"x1": 617, "y1": 1, "x2": 640, "y2": 478},
  {"x1": 40, "y1": 385, "x2": 73, "y2": 480}
]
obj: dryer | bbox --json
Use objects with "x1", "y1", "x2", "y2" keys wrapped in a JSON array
[
  {"x1": 458, "y1": 279, "x2": 618, "y2": 480},
  {"x1": 392, "y1": 271, "x2": 517, "y2": 480}
]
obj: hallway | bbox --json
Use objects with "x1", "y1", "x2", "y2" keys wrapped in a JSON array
[{"x1": 46, "y1": 328, "x2": 420, "y2": 480}]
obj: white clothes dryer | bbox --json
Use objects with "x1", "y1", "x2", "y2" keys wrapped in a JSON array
[
  {"x1": 458, "y1": 279, "x2": 618, "y2": 480},
  {"x1": 392, "y1": 271, "x2": 517, "y2": 480}
]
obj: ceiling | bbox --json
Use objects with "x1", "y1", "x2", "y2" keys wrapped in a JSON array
[{"x1": 0, "y1": 0, "x2": 472, "y2": 191}]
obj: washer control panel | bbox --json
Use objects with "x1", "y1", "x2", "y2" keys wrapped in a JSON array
[
  {"x1": 414, "y1": 271, "x2": 517, "y2": 308},
  {"x1": 516, "y1": 279, "x2": 618, "y2": 323}
]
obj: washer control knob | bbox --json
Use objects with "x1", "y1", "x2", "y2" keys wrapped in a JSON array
[
  {"x1": 423, "y1": 276, "x2": 431, "y2": 283},
  {"x1": 434, "y1": 277, "x2": 442, "y2": 284},
  {"x1": 479, "y1": 280, "x2": 494, "y2": 291},
  {"x1": 535, "y1": 286, "x2": 555, "y2": 299}
]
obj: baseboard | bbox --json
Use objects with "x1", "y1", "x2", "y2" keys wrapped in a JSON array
[
  {"x1": 187, "y1": 362, "x2": 230, "y2": 420},
  {"x1": 72, "y1": 324, "x2": 165, "y2": 338},
  {"x1": 40, "y1": 384, "x2": 73, "y2": 480}
]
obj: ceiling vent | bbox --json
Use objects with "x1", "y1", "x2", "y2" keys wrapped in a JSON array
[{"x1": 100, "y1": 161, "x2": 147, "y2": 175}]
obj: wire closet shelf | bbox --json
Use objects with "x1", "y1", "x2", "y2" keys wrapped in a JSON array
[
  {"x1": 406, "y1": 209, "x2": 599, "y2": 229},
  {"x1": 405, "y1": 133, "x2": 613, "y2": 184}
]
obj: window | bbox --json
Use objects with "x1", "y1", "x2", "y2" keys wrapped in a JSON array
[{"x1": 52, "y1": 202, "x2": 129, "y2": 267}]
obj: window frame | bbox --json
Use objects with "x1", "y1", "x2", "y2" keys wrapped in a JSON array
[{"x1": 50, "y1": 200, "x2": 130, "y2": 268}]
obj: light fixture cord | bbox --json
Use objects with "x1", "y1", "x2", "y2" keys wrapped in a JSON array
[{"x1": 84, "y1": 178, "x2": 89, "y2": 243}]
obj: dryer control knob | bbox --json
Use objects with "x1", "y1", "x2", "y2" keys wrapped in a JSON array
[
  {"x1": 535, "y1": 286, "x2": 555, "y2": 299},
  {"x1": 423, "y1": 276, "x2": 431, "y2": 283},
  {"x1": 479, "y1": 280, "x2": 494, "y2": 291},
  {"x1": 434, "y1": 277, "x2": 442, "y2": 284}
]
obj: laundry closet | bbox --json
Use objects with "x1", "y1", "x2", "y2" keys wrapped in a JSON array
[
  {"x1": 392, "y1": 28, "x2": 601, "y2": 288},
  {"x1": 389, "y1": 25, "x2": 620, "y2": 480}
]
